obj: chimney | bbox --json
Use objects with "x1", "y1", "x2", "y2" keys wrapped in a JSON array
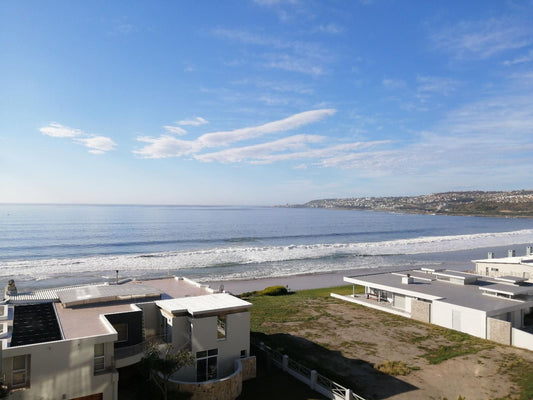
[
  {"x1": 527, "y1": 246, "x2": 533, "y2": 256},
  {"x1": 487, "y1": 252, "x2": 494, "y2": 259},
  {"x1": 508, "y1": 249, "x2": 516, "y2": 258},
  {"x1": 402, "y1": 274, "x2": 414, "y2": 284}
]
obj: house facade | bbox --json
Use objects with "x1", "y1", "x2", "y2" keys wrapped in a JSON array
[
  {"x1": 335, "y1": 268, "x2": 533, "y2": 351},
  {"x1": 474, "y1": 246, "x2": 533, "y2": 281},
  {"x1": 1, "y1": 277, "x2": 255, "y2": 400}
]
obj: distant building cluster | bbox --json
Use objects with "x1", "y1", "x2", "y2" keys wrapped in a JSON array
[
  {"x1": 334, "y1": 245, "x2": 533, "y2": 352},
  {"x1": 300, "y1": 190, "x2": 533, "y2": 215}
]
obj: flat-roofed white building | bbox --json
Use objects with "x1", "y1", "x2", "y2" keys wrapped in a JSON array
[
  {"x1": 0, "y1": 277, "x2": 255, "y2": 400},
  {"x1": 474, "y1": 246, "x2": 533, "y2": 281},
  {"x1": 334, "y1": 268, "x2": 533, "y2": 351}
]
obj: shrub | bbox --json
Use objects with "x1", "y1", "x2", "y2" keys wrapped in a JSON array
[
  {"x1": 374, "y1": 360, "x2": 412, "y2": 376},
  {"x1": 260, "y1": 285, "x2": 289, "y2": 296}
]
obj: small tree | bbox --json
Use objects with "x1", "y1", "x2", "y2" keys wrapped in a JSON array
[{"x1": 140, "y1": 344, "x2": 195, "y2": 400}]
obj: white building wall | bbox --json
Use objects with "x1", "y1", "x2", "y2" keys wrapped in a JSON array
[
  {"x1": 511, "y1": 328, "x2": 533, "y2": 351},
  {"x1": 476, "y1": 262, "x2": 532, "y2": 280},
  {"x1": 136, "y1": 302, "x2": 161, "y2": 338},
  {"x1": 2, "y1": 336, "x2": 117, "y2": 400},
  {"x1": 430, "y1": 301, "x2": 487, "y2": 339},
  {"x1": 176, "y1": 311, "x2": 250, "y2": 382}
]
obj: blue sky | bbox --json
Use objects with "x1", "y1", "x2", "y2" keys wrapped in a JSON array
[{"x1": 1, "y1": 1, "x2": 533, "y2": 205}]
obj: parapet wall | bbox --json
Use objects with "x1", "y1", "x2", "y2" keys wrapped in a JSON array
[
  {"x1": 411, "y1": 299, "x2": 431, "y2": 323},
  {"x1": 169, "y1": 356, "x2": 256, "y2": 400},
  {"x1": 487, "y1": 317, "x2": 511, "y2": 345}
]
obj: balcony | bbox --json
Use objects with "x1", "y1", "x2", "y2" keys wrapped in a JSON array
[{"x1": 114, "y1": 335, "x2": 166, "y2": 368}]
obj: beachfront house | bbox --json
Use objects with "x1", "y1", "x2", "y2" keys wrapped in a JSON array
[
  {"x1": 474, "y1": 246, "x2": 533, "y2": 281},
  {"x1": 0, "y1": 277, "x2": 255, "y2": 400},
  {"x1": 333, "y1": 268, "x2": 533, "y2": 351}
]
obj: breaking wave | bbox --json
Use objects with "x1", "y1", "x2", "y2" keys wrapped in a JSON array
[{"x1": 2, "y1": 229, "x2": 532, "y2": 282}]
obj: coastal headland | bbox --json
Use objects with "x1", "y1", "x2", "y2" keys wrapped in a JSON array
[{"x1": 287, "y1": 190, "x2": 533, "y2": 217}]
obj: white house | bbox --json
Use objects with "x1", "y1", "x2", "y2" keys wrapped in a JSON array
[
  {"x1": 0, "y1": 277, "x2": 255, "y2": 400},
  {"x1": 474, "y1": 246, "x2": 533, "y2": 281},
  {"x1": 334, "y1": 268, "x2": 533, "y2": 351}
]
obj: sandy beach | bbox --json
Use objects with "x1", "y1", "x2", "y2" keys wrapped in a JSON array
[{"x1": 206, "y1": 266, "x2": 435, "y2": 295}]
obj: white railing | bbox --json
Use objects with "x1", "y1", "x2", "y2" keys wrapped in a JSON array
[{"x1": 253, "y1": 342, "x2": 366, "y2": 400}]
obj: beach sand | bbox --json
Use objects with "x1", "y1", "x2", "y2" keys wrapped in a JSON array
[{"x1": 206, "y1": 266, "x2": 419, "y2": 294}]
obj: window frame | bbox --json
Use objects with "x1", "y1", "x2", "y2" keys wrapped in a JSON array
[
  {"x1": 94, "y1": 343, "x2": 105, "y2": 374},
  {"x1": 12, "y1": 355, "x2": 29, "y2": 388},
  {"x1": 216, "y1": 315, "x2": 227, "y2": 340},
  {"x1": 196, "y1": 349, "x2": 218, "y2": 382}
]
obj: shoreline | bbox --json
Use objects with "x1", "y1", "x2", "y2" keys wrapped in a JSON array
[{"x1": 205, "y1": 263, "x2": 470, "y2": 295}]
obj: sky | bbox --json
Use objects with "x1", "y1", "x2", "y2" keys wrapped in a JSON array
[{"x1": 1, "y1": 1, "x2": 533, "y2": 205}]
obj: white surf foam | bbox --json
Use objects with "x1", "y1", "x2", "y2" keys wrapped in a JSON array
[{"x1": 2, "y1": 229, "x2": 532, "y2": 281}]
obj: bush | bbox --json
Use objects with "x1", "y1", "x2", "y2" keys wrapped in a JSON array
[
  {"x1": 374, "y1": 360, "x2": 412, "y2": 376},
  {"x1": 259, "y1": 286, "x2": 289, "y2": 296}
]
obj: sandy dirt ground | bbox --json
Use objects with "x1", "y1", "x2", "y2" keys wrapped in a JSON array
[{"x1": 254, "y1": 296, "x2": 533, "y2": 400}]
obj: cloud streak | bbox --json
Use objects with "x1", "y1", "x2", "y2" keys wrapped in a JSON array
[
  {"x1": 134, "y1": 109, "x2": 338, "y2": 159},
  {"x1": 432, "y1": 17, "x2": 533, "y2": 59},
  {"x1": 40, "y1": 123, "x2": 116, "y2": 154}
]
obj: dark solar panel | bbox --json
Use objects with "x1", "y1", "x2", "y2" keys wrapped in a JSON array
[{"x1": 11, "y1": 303, "x2": 62, "y2": 346}]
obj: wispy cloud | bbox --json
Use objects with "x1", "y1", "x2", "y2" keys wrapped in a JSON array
[
  {"x1": 195, "y1": 134, "x2": 324, "y2": 163},
  {"x1": 316, "y1": 93, "x2": 533, "y2": 176},
  {"x1": 163, "y1": 125, "x2": 188, "y2": 135},
  {"x1": 432, "y1": 17, "x2": 533, "y2": 59},
  {"x1": 134, "y1": 135, "x2": 198, "y2": 158},
  {"x1": 177, "y1": 117, "x2": 209, "y2": 126},
  {"x1": 40, "y1": 123, "x2": 116, "y2": 154},
  {"x1": 382, "y1": 78, "x2": 406, "y2": 90},
  {"x1": 134, "y1": 109, "x2": 338, "y2": 159},
  {"x1": 75, "y1": 136, "x2": 117, "y2": 155},
  {"x1": 213, "y1": 28, "x2": 331, "y2": 76},
  {"x1": 503, "y1": 49, "x2": 533, "y2": 66},
  {"x1": 316, "y1": 23, "x2": 343, "y2": 35},
  {"x1": 39, "y1": 123, "x2": 83, "y2": 138},
  {"x1": 416, "y1": 76, "x2": 459, "y2": 96},
  {"x1": 197, "y1": 109, "x2": 336, "y2": 147}
]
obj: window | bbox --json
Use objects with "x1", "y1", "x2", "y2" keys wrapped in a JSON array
[
  {"x1": 113, "y1": 323, "x2": 128, "y2": 343},
  {"x1": 240, "y1": 350, "x2": 247, "y2": 358},
  {"x1": 196, "y1": 349, "x2": 217, "y2": 382},
  {"x1": 217, "y1": 315, "x2": 226, "y2": 340},
  {"x1": 12, "y1": 355, "x2": 29, "y2": 388},
  {"x1": 94, "y1": 343, "x2": 105, "y2": 373}
]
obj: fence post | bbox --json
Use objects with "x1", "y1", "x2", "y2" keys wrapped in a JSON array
[
  {"x1": 345, "y1": 388, "x2": 352, "y2": 400},
  {"x1": 310, "y1": 370, "x2": 317, "y2": 390},
  {"x1": 282, "y1": 355, "x2": 289, "y2": 371}
]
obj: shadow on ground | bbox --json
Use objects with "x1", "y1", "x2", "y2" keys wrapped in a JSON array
[{"x1": 251, "y1": 332, "x2": 418, "y2": 400}]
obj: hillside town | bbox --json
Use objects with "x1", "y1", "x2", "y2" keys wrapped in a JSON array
[{"x1": 294, "y1": 190, "x2": 533, "y2": 217}]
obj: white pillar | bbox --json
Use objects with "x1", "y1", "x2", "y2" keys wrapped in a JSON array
[
  {"x1": 345, "y1": 388, "x2": 352, "y2": 400},
  {"x1": 310, "y1": 370, "x2": 317, "y2": 390},
  {"x1": 282, "y1": 354, "x2": 289, "y2": 371}
]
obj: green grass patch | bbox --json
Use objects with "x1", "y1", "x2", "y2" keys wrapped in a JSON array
[
  {"x1": 248, "y1": 285, "x2": 357, "y2": 333},
  {"x1": 496, "y1": 355, "x2": 533, "y2": 400},
  {"x1": 374, "y1": 360, "x2": 412, "y2": 376}
]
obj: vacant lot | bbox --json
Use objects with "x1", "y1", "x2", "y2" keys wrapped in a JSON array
[{"x1": 245, "y1": 286, "x2": 533, "y2": 400}]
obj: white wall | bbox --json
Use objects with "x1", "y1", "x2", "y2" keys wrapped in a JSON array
[
  {"x1": 136, "y1": 302, "x2": 161, "y2": 338},
  {"x1": 476, "y1": 262, "x2": 532, "y2": 280},
  {"x1": 2, "y1": 335, "x2": 117, "y2": 400},
  {"x1": 431, "y1": 301, "x2": 487, "y2": 339},
  {"x1": 511, "y1": 328, "x2": 533, "y2": 351},
  {"x1": 175, "y1": 310, "x2": 250, "y2": 382}
]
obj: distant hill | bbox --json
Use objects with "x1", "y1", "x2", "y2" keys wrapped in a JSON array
[{"x1": 289, "y1": 190, "x2": 533, "y2": 217}]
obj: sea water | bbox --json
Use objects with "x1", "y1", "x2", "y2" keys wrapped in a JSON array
[{"x1": 0, "y1": 204, "x2": 532, "y2": 289}]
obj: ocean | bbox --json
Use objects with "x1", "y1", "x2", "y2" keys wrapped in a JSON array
[{"x1": 0, "y1": 204, "x2": 532, "y2": 289}]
